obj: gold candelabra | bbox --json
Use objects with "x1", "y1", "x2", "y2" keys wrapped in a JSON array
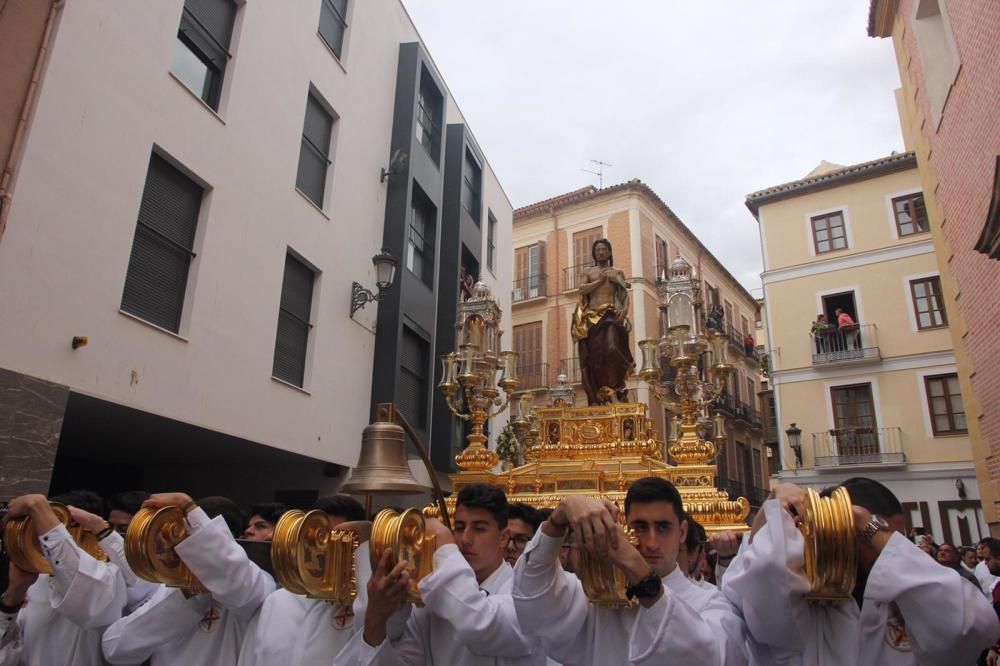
[
  {"x1": 438, "y1": 282, "x2": 520, "y2": 471},
  {"x1": 637, "y1": 257, "x2": 734, "y2": 465}
]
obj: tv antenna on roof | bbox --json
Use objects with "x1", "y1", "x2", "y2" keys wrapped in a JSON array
[{"x1": 581, "y1": 159, "x2": 612, "y2": 189}]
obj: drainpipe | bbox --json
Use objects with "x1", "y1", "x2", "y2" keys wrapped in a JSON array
[
  {"x1": 0, "y1": 0, "x2": 63, "y2": 243},
  {"x1": 549, "y1": 205, "x2": 560, "y2": 388}
]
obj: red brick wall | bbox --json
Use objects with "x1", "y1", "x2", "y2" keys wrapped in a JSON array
[{"x1": 898, "y1": 0, "x2": 1000, "y2": 471}]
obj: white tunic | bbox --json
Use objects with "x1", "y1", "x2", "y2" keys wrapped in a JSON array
[
  {"x1": 334, "y1": 544, "x2": 545, "y2": 665},
  {"x1": 239, "y1": 542, "x2": 372, "y2": 666},
  {"x1": 723, "y1": 498, "x2": 1000, "y2": 666},
  {"x1": 101, "y1": 507, "x2": 275, "y2": 665},
  {"x1": 0, "y1": 524, "x2": 126, "y2": 666},
  {"x1": 975, "y1": 560, "x2": 998, "y2": 596},
  {"x1": 100, "y1": 530, "x2": 160, "y2": 611},
  {"x1": 512, "y1": 530, "x2": 747, "y2": 666}
]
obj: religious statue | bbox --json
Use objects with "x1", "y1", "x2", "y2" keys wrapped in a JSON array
[{"x1": 571, "y1": 238, "x2": 634, "y2": 405}]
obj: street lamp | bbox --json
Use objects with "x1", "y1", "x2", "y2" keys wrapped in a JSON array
[
  {"x1": 785, "y1": 423, "x2": 803, "y2": 467},
  {"x1": 350, "y1": 249, "x2": 398, "y2": 316}
]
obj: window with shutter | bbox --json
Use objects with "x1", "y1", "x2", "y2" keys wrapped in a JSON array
[
  {"x1": 487, "y1": 211, "x2": 496, "y2": 272},
  {"x1": 924, "y1": 373, "x2": 967, "y2": 435},
  {"x1": 416, "y1": 68, "x2": 443, "y2": 164},
  {"x1": 121, "y1": 153, "x2": 203, "y2": 333},
  {"x1": 318, "y1": 0, "x2": 349, "y2": 59},
  {"x1": 406, "y1": 186, "x2": 436, "y2": 287},
  {"x1": 171, "y1": 0, "x2": 237, "y2": 110},
  {"x1": 296, "y1": 92, "x2": 335, "y2": 207},
  {"x1": 513, "y1": 322, "x2": 543, "y2": 388},
  {"x1": 461, "y1": 148, "x2": 482, "y2": 224},
  {"x1": 399, "y1": 327, "x2": 430, "y2": 429},
  {"x1": 272, "y1": 254, "x2": 315, "y2": 387}
]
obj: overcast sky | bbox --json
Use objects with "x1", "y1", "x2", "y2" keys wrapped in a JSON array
[{"x1": 401, "y1": 1, "x2": 904, "y2": 294}]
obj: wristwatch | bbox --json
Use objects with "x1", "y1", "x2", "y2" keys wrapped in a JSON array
[
  {"x1": 859, "y1": 514, "x2": 890, "y2": 543},
  {"x1": 625, "y1": 571, "x2": 662, "y2": 601}
]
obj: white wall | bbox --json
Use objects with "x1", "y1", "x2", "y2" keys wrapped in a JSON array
[{"x1": 0, "y1": 0, "x2": 512, "y2": 467}]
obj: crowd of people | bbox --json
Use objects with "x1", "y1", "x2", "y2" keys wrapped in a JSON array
[{"x1": 1, "y1": 477, "x2": 999, "y2": 665}]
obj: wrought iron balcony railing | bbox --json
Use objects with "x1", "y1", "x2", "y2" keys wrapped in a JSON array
[
  {"x1": 559, "y1": 357, "x2": 582, "y2": 384},
  {"x1": 810, "y1": 323, "x2": 880, "y2": 366},
  {"x1": 512, "y1": 274, "x2": 547, "y2": 303},
  {"x1": 517, "y1": 362, "x2": 549, "y2": 390},
  {"x1": 562, "y1": 262, "x2": 593, "y2": 292},
  {"x1": 812, "y1": 426, "x2": 905, "y2": 467}
]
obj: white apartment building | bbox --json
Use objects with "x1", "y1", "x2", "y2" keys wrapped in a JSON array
[{"x1": 0, "y1": 0, "x2": 512, "y2": 505}]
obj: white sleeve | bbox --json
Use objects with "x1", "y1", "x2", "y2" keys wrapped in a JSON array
[
  {"x1": 865, "y1": 531, "x2": 1000, "y2": 663},
  {"x1": 41, "y1": 524, "x2": 126, "y2": 628},
  {"x1": 512, "y1": 528, "x2": 590, "y2": 655},
  {"x1": 0, "y1": 609, "x2": 24, "y2": 666},
  {"x1": 174, "y1": 508, "x2": 276, "y2": 620},
  {"x1": 332, "y1": 607, "x2": 429, "y2": 666},
  {"x1": 629, "y1": 588, "x2": 744, "y2": 666},
  {"x1": 98, "y1": 530, "x2": 159, "y2": 610},
  {"x1": 975, "y1": 560, "x2": 998, "y2": 596},
  {"x1": 101, "y1": 585, "x2": 209, "y2": 664},
  {"x1": 417, "y1": 544, "x2": 534, "y2": 657},
  {"x1": 721, "y1": 499, "x2": 812, "y2": 653}
]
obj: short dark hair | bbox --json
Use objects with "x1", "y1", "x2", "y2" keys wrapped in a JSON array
[
  {"x1": 196, "y1": 496, "x2": 245, "y2": 538},
  {"x1": 826, "y1": 477, "x2": 902, "y2": 517},
  {"x1": 456, "y1": 484, "x2": 509, "y2": 528},
  {"x1": 313, "y1": 495, "x2": 365, "y2": 522},
  {"x1": 508, "y1": 502, "x2": 541, "y2": 532},
  {"x1": 108, "y1": 491, "x2": 150, "y2": 516},
  {"x1": 591, "y1": 238, "x2": 613, "y2": 265},
  {"x1": 249, "y1": 502, "x2": 287, "y2": 525},
  {"x1": 684, "y1": 516, "x2": 707, "y2": 553},
  {"x1": 982, "y1": 538, "x2": 1000, "y2": 558},
  {"x1": 624, "y1": 477, "x2": 684, "y2": 520},
  {"x1": 51, "y1": 489, "x2": 105, "y2": 517}
]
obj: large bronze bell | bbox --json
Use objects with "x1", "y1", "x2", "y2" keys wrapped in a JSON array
[
  {"x1": 125, "y1": 506, "x2": 206, "y2": 594},
  {"x1": 2, "y1": 502, "x2": 108, "y2": 574},
  {"x1": 341, "y1": 419, "x2": 430, "y2": 495}
]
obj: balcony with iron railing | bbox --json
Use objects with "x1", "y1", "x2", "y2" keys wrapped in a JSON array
[
  {"x1": 517, "y1": 362, "x2": 549, "y2": 390},
  {"x1": 512, "y1": 274, "x2": 547, "y2": 304},
  {"x1": 718, "y1": 478, "x2": 768, "y2": 508},
  {"x1": 812, "y1": 426, "x2": 905, "y2": 468},
  {"x1": 810, "y1": 323, "x2": 880, "y2": 366},
  {"x1": 562, "y1": 262, "x2": 594, "y2": 292},
  {"x1": 715, "y1": 391, "x2": 736, "y2": 415},
  {"x1": 559, "y1": 357, "x2": 582, "y2": 384}
]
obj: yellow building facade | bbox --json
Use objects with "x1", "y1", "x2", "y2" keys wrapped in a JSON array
[
  {"x1": 748, "y1": 154, "x2": 986, "y2": 545},
  {"x1": 512, "y1": 181, "x2": 772, "y2": 510}
]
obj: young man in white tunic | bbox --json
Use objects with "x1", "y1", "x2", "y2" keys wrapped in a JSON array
[
  {"x1": 334, "y1": 483, "x2": 547, "y2": 665},
  {"x1": 0, "y1": 491, "x2": 127, "y2": 666},
  {"x1": 238, "y1": 495, "x2": 373, "y2": 666},
  {"x1": 512, "y1": 476, "x2": 748, "y2": 666},
  {"x1": 101, "y1": 493, "x2": 275, "y2": 665},
  {"x1": 723, "y1": 477, "x2": 1000, "y2": 665}
]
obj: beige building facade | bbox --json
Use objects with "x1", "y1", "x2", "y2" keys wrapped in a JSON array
[
  {"x1": 512, "y1": 181, "x2": 771, "y2": 510},
  {"x1": 748, "y1": 153, "x2": 986, "y2": 545}
]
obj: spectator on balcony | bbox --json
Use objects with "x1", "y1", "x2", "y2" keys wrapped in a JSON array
[
  {"x1": 835, "y1": 308, "x2": 860, "y2": 351},
  {"x1": 743, "y1": 334, "x2": 755, "y2": 357},
  {"x1": 810, "y1": 313, "x2": 833, "y2": 355},
  {"x1": 707, "y1": 305, "x2": 725, "y2": 333},
  {"x1": 939, "y1": 543, "x2": 981, "y2": 588},
  {"x1": 459, "y1": 265, "x2": 474, "y2": 302}
]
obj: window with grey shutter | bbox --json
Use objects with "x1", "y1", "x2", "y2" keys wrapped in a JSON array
[
  {"x1": 398, "y1": 327, "x2": 429, "y2": 430},
  {"x1": 296, "y1": 92, "x2": 334, "y2": 207},
  {"x1": 171, "y1": 0, "x2": 237, "y2": 110},
  {"x1": 406, "y1": 186, "x2": 436, "y2": 287},
  {"x1": 272, "y1": 254, "x2": 315, "y2": 387},
  {"x1": 318, "y1": 0, "x2": 349, "y2": 59},
  {"x1": 487, "y1": 211, "x2": 496, "y2": 272},
  {"x1": 121, "y1": 153, "x2": 203, "y2": 332}
]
